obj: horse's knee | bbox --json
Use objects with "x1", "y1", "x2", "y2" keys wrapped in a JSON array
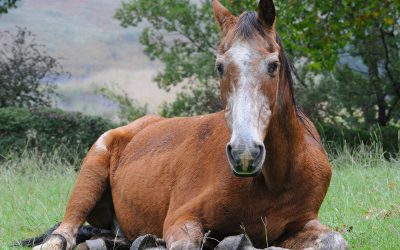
[
  {"x1": 32, "y1": 234, "x2": 67, "y2": 250},
  {"x1": 315, "y1": 231, "x2": 348, "y2": 250}
]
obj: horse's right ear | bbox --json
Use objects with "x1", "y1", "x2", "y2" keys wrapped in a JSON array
[
  {"x1": 213, "y1": 0, "x2": 234, "y2": 32},
  {"x1": 257, "y1": 0, "x2": 276, "y2": 29}
]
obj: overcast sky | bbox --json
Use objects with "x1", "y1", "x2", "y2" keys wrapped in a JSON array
[{"x1": 0, "y1": 0, "x2": 175, "y2": 113}]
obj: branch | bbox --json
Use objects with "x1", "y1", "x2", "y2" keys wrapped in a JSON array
[
  {"x1": 291, "y1": 64, "x2": 308, "y2": 88},
  {"x1": 385, "y1": 97, "x2": 399, "y2": 122},
  {"x1": 380, "y1": 28, "x2": 400, "y2": 97}
]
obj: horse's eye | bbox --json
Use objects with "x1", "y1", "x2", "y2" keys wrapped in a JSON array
[
  {"x1": 216, "y1": 63, "x2": 224, "y2": 77},
  {"x1": 267, "y1": 61, "x2": 279, "y2": 76}
]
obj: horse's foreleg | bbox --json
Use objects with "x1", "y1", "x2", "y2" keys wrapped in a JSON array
[
  {"x1": 164, "y1": 219, "x2": 204, "y2": 250},
  {"x1": 276, "y1": 220, "x2": 348, "y2": 250},
  {"x1": 33, "y1": 137, "x2": 112, "y2": 250}
]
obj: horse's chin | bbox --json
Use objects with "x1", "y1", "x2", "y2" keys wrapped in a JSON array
[{"x1": 231, "y1": 167, "x2": 262, "y2": 177}]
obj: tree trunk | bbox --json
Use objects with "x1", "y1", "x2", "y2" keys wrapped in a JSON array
[{"x1": 364, "y1": 27, "x2": 388, "y2": 127}]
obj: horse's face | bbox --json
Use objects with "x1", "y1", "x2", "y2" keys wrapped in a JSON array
[{"x1": 214, "y1": 0, "x2": 280, "y2": 177}]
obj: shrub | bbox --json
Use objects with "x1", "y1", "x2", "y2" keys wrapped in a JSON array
[
  {"x1": 317, "y1": 123, "x2": 399, "y2": 156},
  {"x1": 0, "y1": 107, "x2": 115, "y2": 162}
]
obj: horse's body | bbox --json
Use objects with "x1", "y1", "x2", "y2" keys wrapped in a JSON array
[
  {"x1": 32, "y1": 1, "x2": 347, "y2": 249},
  {"x1": 89, "y1": 111, "x2": 328, "y2": 247}
]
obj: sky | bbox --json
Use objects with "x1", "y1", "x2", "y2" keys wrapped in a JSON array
[{"x1": 0, "y1": 0, "x2": 177, "y2": 117}]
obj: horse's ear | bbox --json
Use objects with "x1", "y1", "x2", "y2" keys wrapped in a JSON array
[
  {"x1": 213, "y1": 0, "x2": 234, "y2": 32},
  {"x1": 257, "y1": 0, "x2": 276, "y2": 29}
]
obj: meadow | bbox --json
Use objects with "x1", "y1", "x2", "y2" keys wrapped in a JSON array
[{"x1": 0, "y1": 144, "x2": 399, "y2": 249}]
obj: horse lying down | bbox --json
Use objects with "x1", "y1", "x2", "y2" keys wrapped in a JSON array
[{"x1": 22, "y1": 0, "x2": 348, "y2": 249}]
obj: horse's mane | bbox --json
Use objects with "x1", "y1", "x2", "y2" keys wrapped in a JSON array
[{"x1": 234, "y1": 11, "x2": 320, "y2": 142}]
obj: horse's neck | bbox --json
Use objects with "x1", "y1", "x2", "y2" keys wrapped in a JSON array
[{"x1": 262, "y1": 82, "x2": 304, "y2": 192}]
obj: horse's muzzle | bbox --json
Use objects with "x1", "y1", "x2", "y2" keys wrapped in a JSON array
[{"x1": 226, "y1": 143, "x2": 265, "y2": 177}]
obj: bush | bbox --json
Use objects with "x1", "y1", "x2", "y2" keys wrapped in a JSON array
[
  {"x1": 0, "y1": 107, "x2": 115, "y2": 161},
  {"x1": 160, "y1": 83, "x2": 221, "y2": 118},
  {"x1": 317, "y1": 123, "x2": 399, "y2": 156}
]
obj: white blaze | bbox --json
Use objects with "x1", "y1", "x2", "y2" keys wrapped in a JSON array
[{"x1": 225, "y1": 41, "x2": 273, "y2": 149}]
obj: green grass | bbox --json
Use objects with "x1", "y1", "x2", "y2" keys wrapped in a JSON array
[
  {"x1": 320, "y1": 143, "x2": 400, "y2": 249},
  {"x1": 0, "y1": 145, "x2": 399, "y2": 249},
  {"x1": 0, "y1": 151, "x2": 77, "y2": 249}
]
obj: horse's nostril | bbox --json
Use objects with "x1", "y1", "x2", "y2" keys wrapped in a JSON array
[
  {"x1": 227, "y1": 144, "x2": 233, "y2": 156},
  {"x1": 226, "y1": 144, "x2": 240, "y2": 166},
  {"x1": 252, "y1": 144, "x2": 264, "y2": 161}
]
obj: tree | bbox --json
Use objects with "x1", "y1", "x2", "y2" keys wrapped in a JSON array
[
  {"x1": 116, "y1": 0, "x2": 400, "y2": 126},
  {"x1": 292, "y1": 1, "x2": 400, "y2": 127},
  {"x1": 0, "y1": 27, "x2": 66, "y2": 108},
  {"x1": 97, "y1": 85, "x2": 147, "y2": 123},
  {"x1": 0, "y1": 0, "x2": 20, "y2": 15}
]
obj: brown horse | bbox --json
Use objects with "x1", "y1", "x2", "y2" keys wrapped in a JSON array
[{"x1": 33, "y1": 0, "x2": 347, "y2": 249}]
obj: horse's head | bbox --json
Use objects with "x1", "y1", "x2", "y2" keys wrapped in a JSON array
[{"x1": 213, "y1": 0, "x2": 280, "y2": 177}]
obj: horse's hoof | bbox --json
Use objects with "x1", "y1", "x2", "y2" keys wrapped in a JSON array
[
  {"x1": 215, "y1": 234, "x2": 253, "y2": 250},
  {"x1": 76, "y1": 238, "x2": 107, "y2": 250},
  {"x1": 32, "y1": 234, "x2": 67, "y2": 250},
  {"x1": 130, "y1": 234, "x2": 166, "y2": 250},
  {"x1": 76, "y1": 242, "x2": 90, "y2": 250},
  {"x1": 169, "y1": 240, "x2": 200, "y2": 250}
]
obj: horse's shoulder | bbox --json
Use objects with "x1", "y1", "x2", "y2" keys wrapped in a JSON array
[
  {"x1": 300, "y1": 137, "x2": 331, "y2": 176},
  {"x1": 294, "y1": 130, "x2": 332, "y2": 194}
]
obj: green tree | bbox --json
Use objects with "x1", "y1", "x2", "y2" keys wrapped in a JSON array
[
  {"x1": 115, "y1": 0, "x2": 250, "y2": 116},
  {"x1": 0, "y1": 0, "x2": 19, "y2": 15},
  {"x1": 97, "y1": 85, "x2": 147, "y2": 123},
  {"x1": 292, "y1": 1, "x2": 400, "y2": 127},
  {"x1": 0, "y1": 27, "x2": 67, "y2": 108},
  {"x1": 116, "y1": 0, "x2": 400, "y2": 126}
]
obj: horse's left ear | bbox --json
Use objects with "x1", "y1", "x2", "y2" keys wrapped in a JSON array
[
  {"x1": 257, "y1": 0, "x2": 276, "y2": 29},
  {"x1": 213, "y1": 0, "x2": 235, "y2": 32}
]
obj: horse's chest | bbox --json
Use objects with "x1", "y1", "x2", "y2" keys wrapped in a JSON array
[{"x1": 202, "y1": 187, "x2": 287, "y2": 245}]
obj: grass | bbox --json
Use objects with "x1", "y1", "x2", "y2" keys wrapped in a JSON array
[
  {"x1": 0, "y1": 151, "x2": 77, "y2": 249},
  {"x1": 0, "y1": 145, "x2": 399, "y2": 249},
  {"x1": 320, "y1": 143, "x2": 400, "y2": 249}
]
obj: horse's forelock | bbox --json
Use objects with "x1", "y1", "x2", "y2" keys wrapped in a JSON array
[{"x1": 234, "y1": 12, "x2": 267, "y2": 39}]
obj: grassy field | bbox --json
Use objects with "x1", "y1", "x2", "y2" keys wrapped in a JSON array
[{"x1": 0, "y1": 145, "x2": 399, "y2": 249}]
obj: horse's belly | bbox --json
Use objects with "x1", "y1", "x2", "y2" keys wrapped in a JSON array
[{"x1": 111, "y1": 156, "x2": 174, "y2": 239}]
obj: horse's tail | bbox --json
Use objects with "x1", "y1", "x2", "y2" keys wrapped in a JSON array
[{"x1": 15, "y1": 223, "x2": 113, "y2": 247}]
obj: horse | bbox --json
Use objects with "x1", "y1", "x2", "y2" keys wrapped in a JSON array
[{"x1": 31, "y1": 0, "x2": 348, "y2": 249}]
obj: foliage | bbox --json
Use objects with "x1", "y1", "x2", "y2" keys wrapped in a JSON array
[
  {"x1": 0, "y1": 27, "x2": 67, "y2": 108},
  {"x1": 160, "y1": 81, "x2": 221, "y2": 117},
  {"x1": 97, "y1": 85, "x2": 147, "y2": 124},
  {"x1": 0, "y1": 0, "x2": 19, "y2": 15},
  {"x1": 317, "y1": 123, "x2": 399, "y2": 156},
  {"x1": 294, "y1": 1, "x2": 400, "y2": 126},
  {"x1": 0, "y1": 107, "x2": 114, "y2": 161},
  {"x1": 116, "y1": 0, "x2": 400, "y2": 127},
  {"x1": 115, "y1": 0, "x2": 252, "y2": 115}
]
